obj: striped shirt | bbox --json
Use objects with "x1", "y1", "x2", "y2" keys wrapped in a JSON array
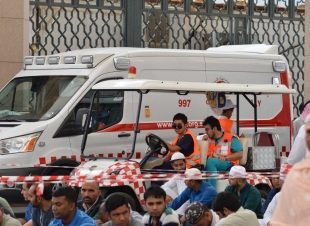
[{"x1": 143, "y1": 207, "x2": 180, "y2": 226}]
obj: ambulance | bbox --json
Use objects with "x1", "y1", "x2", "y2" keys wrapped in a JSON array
[{"x1": 0, "y1": 44, "x2": 294, "y2": 197}]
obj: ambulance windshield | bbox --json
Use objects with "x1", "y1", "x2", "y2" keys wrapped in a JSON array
[{"x1": 0, "y1": 76, "x2": 87, "y2": 122}]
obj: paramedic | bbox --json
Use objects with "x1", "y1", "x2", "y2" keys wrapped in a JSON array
[
  {"x1": 203, "y1": 116, "x2": 243, "y2": 187},
  {"x1": 218, "y1": 99, "x2": 237, "y2": 135},
  {"x1": 149, "y1": 113, "x2": 201, "y2": 169}
]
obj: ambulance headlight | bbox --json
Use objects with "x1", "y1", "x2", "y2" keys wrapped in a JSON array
[{"x1": 0, "y1": 132, "x2": 42, "y2": 154}]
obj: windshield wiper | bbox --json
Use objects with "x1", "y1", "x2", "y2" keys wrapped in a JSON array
[{"x1": 0, "y1": 119, "x2": 25, "y2": 122}]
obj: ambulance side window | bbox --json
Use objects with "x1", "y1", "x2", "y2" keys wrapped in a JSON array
[{"x1": 54, "y1": 90, "x2": 124, "y2": 137}]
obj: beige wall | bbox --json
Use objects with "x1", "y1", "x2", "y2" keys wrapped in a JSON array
[
  {"x1": 305, "y1": 2, "x2": 310, "y2": 101},
  {"x1": 0, "y1": 0, "x2": 29, "y2": 89}
]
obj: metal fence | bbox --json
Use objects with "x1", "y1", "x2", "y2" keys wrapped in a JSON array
[{"x1": 29, "y1": 0, "x2": 305, "y2": 116}]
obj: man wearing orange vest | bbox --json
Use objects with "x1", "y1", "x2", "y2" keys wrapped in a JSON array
[
  {"x1": 161, "y1": 113, "x2": 201, "y2": 169},
  {"x1": 203, "y1": 116, "x2": 243, "y2": 188},
  {"x1": 218, "y1": 99, "x2": 237, "y2": 134}
]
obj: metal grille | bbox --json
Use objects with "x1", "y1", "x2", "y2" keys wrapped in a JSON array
[
  {"x1": 29, "y1": 0, "x2": 305, "y2": 116},
  {"x1": 29, "y1": 0, "x2": 125, "y2": 55}
]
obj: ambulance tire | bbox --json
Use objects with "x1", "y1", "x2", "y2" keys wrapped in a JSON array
[
  {"x1": 49, "y1": 169, "x2": 72, "y2": 193},
  {"x1": 50, "y1": 169, "x2": 72, "y2": 176},
  {"x1": 106, "y1": 192, "x2": 137, "y2": 211}
]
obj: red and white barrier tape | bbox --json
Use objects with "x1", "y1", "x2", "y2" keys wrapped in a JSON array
[{"x1": 0, "y1": 172, "x2": 284, "y2": 184}]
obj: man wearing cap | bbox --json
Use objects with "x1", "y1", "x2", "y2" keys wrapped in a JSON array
[
  {"x1": 212, "y1": 192, "x2": 260, "y2": 226},
  {"x1": 168, "y1": 168, "x2": 217, "y2": 225},
  {"x1": 161, "y1": 152, "x2": 189, "y2": 215},
  {"x1": 184, "y1": 201, "x2": 219, "y2": 226},
  {"x1": 218, "y1": 99, "x2": 237, "y2": 134},
  {"x1": 224, "y1": 166, "x2": 263, "y2": 219},
  {"x1": 203, "y1": 116, "x2": 243, "y2": 188}
]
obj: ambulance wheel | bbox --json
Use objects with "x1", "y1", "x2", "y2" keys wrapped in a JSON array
[
  {"x1": 145, "y1": 134, "x2": 169, "y2": 155},
  {"x1": 49, "y1": 169, "x2": 72, "y2": 192}
]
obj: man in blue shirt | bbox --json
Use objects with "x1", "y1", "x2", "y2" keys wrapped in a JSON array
[
  {"x1": 168, "y1": 168, "x2": 217, "y2": 225},
  {"x1": 18, "y1": 182, "x2": 33, "y2": 224},
  {"x1": 49, "y1": 186, "x2": 96, "y2": 226}
]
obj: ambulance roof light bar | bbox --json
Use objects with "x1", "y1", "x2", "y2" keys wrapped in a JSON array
[
  {"x1": 64, "y1": 56, "x2": 76, "y2": 64},
  {"x1": 24, "y1": 57, "x2": 34, "y2": 65},
  {"x1": 114, "y1": 57, "x2": 130, "y2": 70},
  {"x1": 48, "y1": 56, "x2": 60, "y2": 65},
  {"x1": 272, "y1": 61, "x2": 286, "y2": 73},
  {"x1": 36, "y1": 57, "x2": 45, "y2": 65},
  {"x1": 81, "y1": 55, "x2": 93, "y2": 64}
]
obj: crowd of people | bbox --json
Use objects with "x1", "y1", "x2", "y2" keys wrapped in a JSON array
[{"x1": 0, "y1": 99, "x2": 308, "y2": 226}]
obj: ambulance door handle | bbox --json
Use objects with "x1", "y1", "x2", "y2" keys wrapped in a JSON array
[{"x1": 118, "y1": 132, "x2": 131, "y2": 138}]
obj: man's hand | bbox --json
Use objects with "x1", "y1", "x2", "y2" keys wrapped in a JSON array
[
  {"x1": 202, "y1": 134, "x2": 209, "y2": 140},
  {"x1": 219, "y1": 156, "x2": 226, "y2": 162},
  {"x1": 180, "y1": 215, "x2": 187, "y2": 224},
  {"x1": 95, "y1": 219, "x2": 104, "y2": 226},
  {"x1": 166, "y1": 195, "x2": 173, "y2": 205}
]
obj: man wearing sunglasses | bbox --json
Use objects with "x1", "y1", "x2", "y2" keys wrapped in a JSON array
[
  {"x1": 203, "y1": 116, "x2": 243, "y2": 188},
  {"x1": 161, "y1": 113, "x2": 201, "y2": 169}
]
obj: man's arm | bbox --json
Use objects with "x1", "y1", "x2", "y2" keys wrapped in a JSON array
[
  {"x1": 225, "y1": 151, "x2": 243, "y2": 161},
  {"x1": 199, "y1": 186, "x2": 218, "y2": 209},
  {"x1": 168, "y1": 188, "x2": 190, "y2": 210},
  {"x1": 165, "y1": 142, "x2": 182, "y2": 152},
  {"x1": 161, "y1": 177, "x2": 178, "y2": 190},
  {"x1": 264, "y1": 193, "x2": 281, "y2": 225},
  {"x1": 243, "y1": 188, "x2": 261, "y2": 213},
  {"x1": 232, "y1": 122, "x2": 237, "y2": 135},
  {"x1": 287, "y1": 125, "x2": 306, "y2": 165},
  {"x1": 262, "y1": 189, "x2": 277, "y2": 213}
]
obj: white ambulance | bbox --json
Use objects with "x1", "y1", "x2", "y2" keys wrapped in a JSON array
[{"x1": 0, "y1": 44, "x2": 293, "y2": 195}]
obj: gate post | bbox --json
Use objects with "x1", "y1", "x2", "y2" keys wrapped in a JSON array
[
  {"x1": 305, "y1": 1, "x2": 310, "y2": 101},
  {"x1": 0, "y1": 0, "x2": 29, "y2": 88},
  {"x1": 124, "y1": 0, "x2": 143, "y2": 47}
]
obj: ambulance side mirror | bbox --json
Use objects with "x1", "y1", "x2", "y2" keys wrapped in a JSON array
[{"x1": 76, "y1": 108, "x2": 89, "y2": 130}]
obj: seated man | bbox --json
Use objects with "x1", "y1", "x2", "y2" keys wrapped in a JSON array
[
  {"x1": 94, "y1": 202, "x2": 142, "y2": 226},
  {"x1": 77, "y1": 182, "x2": 104, "y2": 218},
  {"x1": 261, "y1": 167, "x2": 282, "y2": 213},
  {"x1": 150, "y1": 113, "x2": 201, "y2": 169},
  {"x1": 218, "y1": 99, "x2": 237, "y2": 134},
  {"x1": 212, "y1": 192, "x2": 260, "y2": 226},
  {"x1": 103, "y1": 193, "x2": 143, "y2": 226},
  {"x1": 161, "y1": 152, "x2": 189, "y2": 215},
  {"x1": 28, "y1": 183, "x2": 54, "y2": 226},
  {"x1": 184, "y1": 201, "x2": 219, "y2": 226},
  {"x1": 49, "y1": 186, "x2": 96, "y2": 225},
  {"x1": 259, "y1": 192, "x2": 281, "y2": 226},
  {"x1": 143, "y1": 185, "x2": 179, "y2": 226},
  {"x1": 224, "y1": 166, "x2": 263, "y2": 219},
  {"x1": 18, "y1": 181, "x2": 33, "y2": 225},
  {"x1": 168, "y1": 168, "x2": 217, "y2": 225},
  {"x1": 203, "y1": 116, "x2": 243, "y2": 187},
  {"x1": 0, "y1": 204, "x2": 21, "y2": 226}
]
